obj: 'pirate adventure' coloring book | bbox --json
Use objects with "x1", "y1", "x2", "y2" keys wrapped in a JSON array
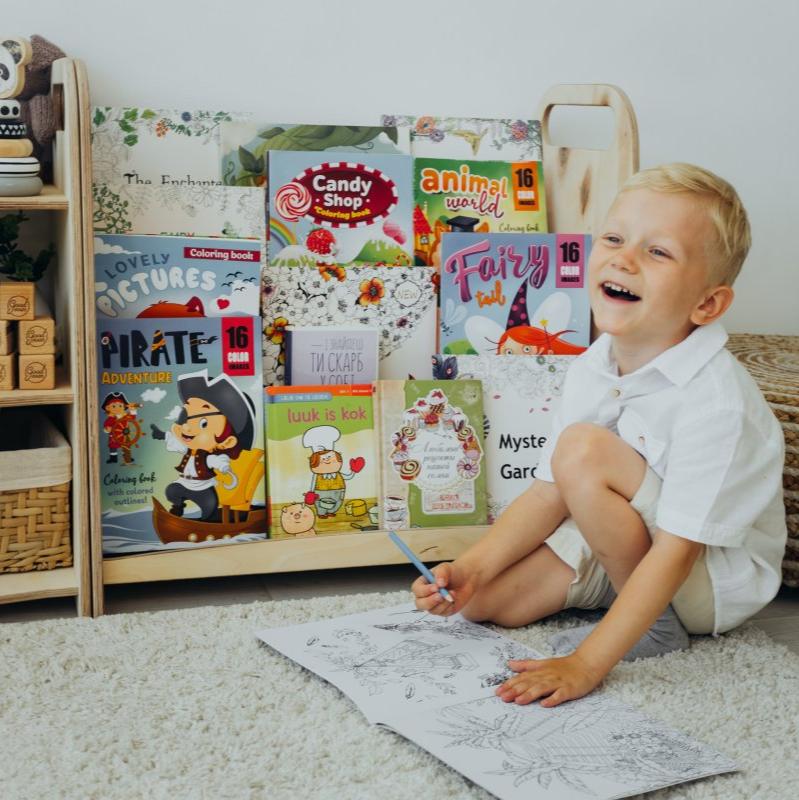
[
  {"x1": 97, "y1": 316, "x2": 265, "y2": 555},
  {"x1": 265, "y1": 384, "x2": 379, "y2": 539}
]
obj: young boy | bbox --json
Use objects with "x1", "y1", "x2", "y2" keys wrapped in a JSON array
[{"x1": 412, "y1": 163, "x2": 787, "y2": 708}]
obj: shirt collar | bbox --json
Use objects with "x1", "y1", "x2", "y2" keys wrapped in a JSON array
[{"x1": 585, "y1": 321, "x2": 729, "y2": 387}]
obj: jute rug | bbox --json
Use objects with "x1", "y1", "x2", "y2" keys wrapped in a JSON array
[{"x1": 2, "y1": 590, "x2": 798, "y2": 800}]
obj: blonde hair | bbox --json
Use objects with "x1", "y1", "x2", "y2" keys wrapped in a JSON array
[{"x1": 619, "y1": 163, "x2": 751, "y2": 286}]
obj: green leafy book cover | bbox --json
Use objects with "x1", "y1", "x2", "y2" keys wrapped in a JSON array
[{"x1": 376, "y1": 379, "x2": 487, "y2": 528}]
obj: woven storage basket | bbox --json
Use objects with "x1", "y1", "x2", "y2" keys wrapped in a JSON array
[
  {"x1": 0, "y1": 410, "x2": 71, "y2": 573},
  {"x1": 727, "y1": 334, "x2": 799, "y2": 587}
]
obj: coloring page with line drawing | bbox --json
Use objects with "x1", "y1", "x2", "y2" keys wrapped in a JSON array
[
  {"x1": 256, "y1": 604, "x2": 736, "y2": 798},
  {"x1": 257, "y1": 604, "x2": 539, "y2": 724}
]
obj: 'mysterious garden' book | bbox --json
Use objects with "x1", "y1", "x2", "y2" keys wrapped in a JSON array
[
  {"x1": 284, "y1": 326, "x2": 379, "y2": 386},
  {"x1": 265, "y1": 384, "x2": 379, "y2": 539},
  {"x1": 94, "y1": 234, "x2": 261, "y2": 320},
  {"x1": 375, "y1": 379, "x2": 487, "y2": 529},
  {"x1": 439, "y1": 232, "x2": 591, "y2": 356},
  {"x1": 434, "y1": 353, "x2": 570, "y2": 522},
  {"x1": 97, "y1": 315, "x2": 265, "y2": 555}
]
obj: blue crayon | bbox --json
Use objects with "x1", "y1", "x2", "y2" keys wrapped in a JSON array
[{"x1": 388, "y1": 530, "x2": 455, "y2": 603}]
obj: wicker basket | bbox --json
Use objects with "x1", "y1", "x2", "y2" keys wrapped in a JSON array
[
  {"x1": 727, "y1": 334, "x2": 799, "y2": 587},
  {"x1": 0, "y1": 410, "x2": 71, "y2": 573}
]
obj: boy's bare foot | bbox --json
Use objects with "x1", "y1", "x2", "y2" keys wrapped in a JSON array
[{"x1": 549, "y1": 604, "x2": 690, "y2": 661}]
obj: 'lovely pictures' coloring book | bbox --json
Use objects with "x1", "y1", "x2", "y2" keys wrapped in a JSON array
[{"x1": 94, "y1": 234, "x2": 261, "y2": 320}]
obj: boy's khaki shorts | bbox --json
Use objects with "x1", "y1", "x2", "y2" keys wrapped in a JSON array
[{"x1": 545, "y1": 465, "x2": 715, "y2": 635}]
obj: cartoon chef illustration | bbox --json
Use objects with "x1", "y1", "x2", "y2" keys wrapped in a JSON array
[
  {"x1": 150, "y1": 370, "x2": 255, "y2": 520},
  {"x1": 302, "y1": 425, "x2": 365, "y2": 519}
]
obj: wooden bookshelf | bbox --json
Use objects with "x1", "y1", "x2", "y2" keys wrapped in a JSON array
[
  {"x1": 0, "y1": 59, "x2": 91, "y2": 616},
  {"x1": 86, "y1": 83, "x2": 640, "y2": 616}
]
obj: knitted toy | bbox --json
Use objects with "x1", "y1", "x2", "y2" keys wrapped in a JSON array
[{"x1": 0, "y1": 35, "x2": 66, "y2": 184}]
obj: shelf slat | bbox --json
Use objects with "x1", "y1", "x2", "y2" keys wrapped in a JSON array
[
  {"x1": 102, "y1": 527, "x2": 490, "y2": 585},
  {"x1": 0, "y1": 185, "x2": 69, "y2": 211},
  {"x1": 0, "y1": 369, "x2": 73, "y2": 407},
  {"x1": 0, "y1": 566, "x2": 79, "y2": 604}
]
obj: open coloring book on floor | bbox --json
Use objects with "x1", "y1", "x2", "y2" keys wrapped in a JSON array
[{"x1": 256, "y1": 604, "x2": 737, "y2": 800}]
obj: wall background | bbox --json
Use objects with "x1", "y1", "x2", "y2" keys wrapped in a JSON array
[{"x1": 14, "y1": 0, "x2": 799, "y2": 333}]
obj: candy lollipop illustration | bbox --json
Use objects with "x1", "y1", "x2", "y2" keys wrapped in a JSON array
[{"x1": 274, "y1": 181, "x2": 312, "y2": 222}]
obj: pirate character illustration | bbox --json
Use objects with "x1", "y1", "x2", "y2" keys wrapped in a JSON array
[
  {"x1": 101, "y1": 392, "x2": 144, "y2": 465},
  {"x1": 150, "y1": 370, "x2": 256, "y2": 520},
  {"x1": 302, "y1": 425, "x2": 365, "y2": 519}
]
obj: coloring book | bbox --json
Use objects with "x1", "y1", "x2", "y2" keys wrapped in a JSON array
[
  {"x1": 439, "y1": 232, "x2": 591, "y2": 356},
  {"x1": 381, "y1": 116, "x2": 542, "y2": 162},
  {"x1": 265, "y1": 384, "x2": 379, "y2": 538},
  {"x1": 376, "y1": 379, "x2": 487, "y2": 528},
  {"x1": 261, "y1": 266, "x2": 437, "y2": 386},
  {"x1": 267, "y1": 151, "x2": 413, "y2": 268},
  {"x1": 435, "y1": 354, "x2": 570, "y2": 522},
  {"x1": 94, "y1": 234, "x2": 261, "y2": 320},
  {"x1": 97, "y1": 316, "x2": 265, "y2": 555},
  {"x1": 257, "y1": 604, "x2": 737, "y2": 800},
  {"x1": 413, "y1": 157, "x2": 547, "y2": 267}
]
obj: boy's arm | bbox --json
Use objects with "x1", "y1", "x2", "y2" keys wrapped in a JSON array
[
  {"x1": 498, "y1": 530, "x2": 702, "y2": 707},
  {"x1": 458, "y1": 479, "x2": 568, "y2": 584}
]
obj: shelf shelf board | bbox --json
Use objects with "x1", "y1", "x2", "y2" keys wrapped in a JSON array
[
  {"x1": 0, "y1": 369, "x2": 73, "y2": 407},
  {"x1": 0, "y1": 184, "x2": 69, "y2": 211},
  {"x1": 102, "y1": 526, "x2": 490, "y2": 585},
  {"x1": 0, "y1": 566, "x2": 79, "y2": 604}
]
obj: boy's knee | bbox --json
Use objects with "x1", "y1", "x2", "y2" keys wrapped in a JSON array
[{"x1": 551, "y1": 423, "x2": 612, "y2": 483}]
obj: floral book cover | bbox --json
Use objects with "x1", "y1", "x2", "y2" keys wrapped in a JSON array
[
  {"x1": 94, "y1": 234, "x2": 261, "y2": 321},
  {"x1": 381, "y1": 115, "x2": 542, "y2": 161},
  {"x1": 439, "y1": 232, "x2": 591, "y2": 357},
  {"x1": 265, "y1": 384, "x2": 379, "y2": 539},
  {"x1": 435, "y1": 354, "x2": 570, "y2": 523},
  {"x1": 261, "y1": 266, "x2": 437, "y2": 386},
  {"x1": 376, "y1": 379, "x2": 487, "y2": 529},
  {"x1": 96, "y1": 316, "x2": 265, "y2": 556},
  {"x1": 412, "y1": 157, "x2": 548, "y2": 267},
  {"x1": 92, "y1": 107, "x2": 249, "y2": 188},
  {"x1": 267, "y1": 151, "x2": 413, "y2": 268}
]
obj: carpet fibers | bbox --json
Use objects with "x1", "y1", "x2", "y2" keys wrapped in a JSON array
[{"x1": 2, "y1": 590, "x2": 798, "y2": 800}]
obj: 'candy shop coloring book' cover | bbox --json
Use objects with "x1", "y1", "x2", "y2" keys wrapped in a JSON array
[
  {"x1": 268, "y1": 151, "x2": 413, "y2": 268},
  {"x1": 97, "y1": 316, "x2": 265, "y2": 555}
]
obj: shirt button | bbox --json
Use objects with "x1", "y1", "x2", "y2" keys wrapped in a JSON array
[{"x1": 612, "y1": 388, "x2": 621, "y2": 398}]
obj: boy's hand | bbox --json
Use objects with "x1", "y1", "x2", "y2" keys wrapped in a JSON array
[
  {"x1": 412, "y1": 561, "x2": 478, "y2": 617},
  {"x1": 495, "y1": 653, "x2": 606, "y2": 708}
]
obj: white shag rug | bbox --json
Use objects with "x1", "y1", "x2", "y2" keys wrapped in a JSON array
[{"x1": 2, "y1": 590, "x2": 798, "y2": 800}]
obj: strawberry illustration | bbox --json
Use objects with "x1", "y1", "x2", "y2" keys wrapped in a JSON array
[{"x1": 306, "y1": 228, "x2": 337, "y2": 261}]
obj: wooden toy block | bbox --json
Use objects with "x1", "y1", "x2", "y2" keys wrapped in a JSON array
[
  {"x1": 0, "y1": 281, "x2": 35, "y2": 320},
  {"x1": 19, "y1": 316, "x2": 55, "y2": 354},
  {"x1": 0, "y1": 320, "x2": 15, "y2": 355},
  {"x1": 18, "y1": 353, "x2": 55, "y2": 390},
  {"x1": 0, "y1": 353, "x2": 16, "y2": 390},
  {"x1": 0, "y1": 138, "x2": 33, "y2": 157}
]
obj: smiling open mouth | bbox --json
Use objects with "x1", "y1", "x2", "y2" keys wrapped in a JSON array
[{"x1": 602, "y1": 281, "x2": 640, "y2": 301}]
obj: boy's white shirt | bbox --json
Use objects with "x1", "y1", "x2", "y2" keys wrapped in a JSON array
[{"x1": 536, "y1": 320, "x2": 787, "y2": 635}]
